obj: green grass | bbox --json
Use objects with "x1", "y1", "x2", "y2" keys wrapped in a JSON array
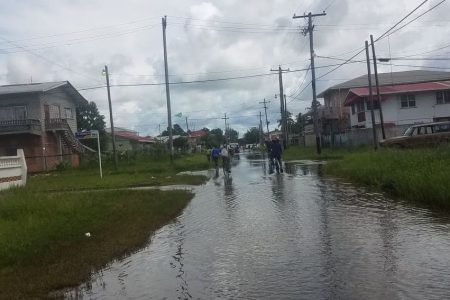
[
  {"x1": 0, "y1": 152, "x2": 210, "y2": 298},
  {"x1": 28, "y1": 153, "x2": 210, "y2": 191},
  {"x1": 0, "y1": 188, "x2": 194, "y2": 299},
  {"x1": 284, "y1": 145, "x2": 450, "y2": 208}
]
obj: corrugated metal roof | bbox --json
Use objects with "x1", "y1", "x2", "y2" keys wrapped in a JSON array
[
  {"x1": 0, "y1": 81, "x2": 68, "y2": 95},
  {"x1": 344, "y1": 80, "x2": 450, "y2": 106},
  {"x1": 318, "y1": 70, "x2": 450, "y2": 97}
]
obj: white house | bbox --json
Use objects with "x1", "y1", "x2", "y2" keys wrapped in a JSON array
[{"x1": 340, "y1": 70, "x2": 450, "y2": 128}]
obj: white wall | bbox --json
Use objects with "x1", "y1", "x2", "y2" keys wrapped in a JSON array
[
  {"x1": 0, "y1": 149, "x2": 27, "y2": 190},
  {"x1": 349, "y1": 91, "x2": 450, "y2": 128}
]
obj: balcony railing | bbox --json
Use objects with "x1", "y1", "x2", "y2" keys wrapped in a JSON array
[
  {"x1": 0, "y1": 119, "x2": 41, "y2": 135},
  {"x1": 45, "y1": 118, "x2": 71, "y2": 131}
]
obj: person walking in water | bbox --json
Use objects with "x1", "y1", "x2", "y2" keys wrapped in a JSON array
[
  {"x1": 211, "y1": 145, "x2": 221, "y2": 172},
  {"x1": 220, "y1": 144, "x2": 231, "y2": 174},
  {"x1": 271, "y1": 137, "x2": 283, "y2": 173}
]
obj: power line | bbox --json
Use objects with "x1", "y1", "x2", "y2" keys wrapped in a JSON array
[{"x1": 382, "y1": 0, "x2": 447, "y2": 39}]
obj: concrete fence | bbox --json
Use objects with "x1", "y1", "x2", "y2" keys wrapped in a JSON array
[{"x1": 0, "y1": 149, "x2": 27, "y2": 190}]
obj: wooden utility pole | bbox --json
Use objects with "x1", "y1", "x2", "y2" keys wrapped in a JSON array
[
  {"x1": 271, "y1": 66, "x2": 289, "y2": 149},
  {"x1": 259, "y1": 98, "x2": 270, "y2": 136},
  {"x1": 221, "y1": 113, "x2": 229, "y2": 143},
  {"x1": 259, "y1": 111, "x2": 264, "y2": 145},
  {"x1": 284, "y1": 94, "x2": 289, "y2": 146},
  {"x1": 103, "y1": 65, "x2": 118, "y2": 169},
  {"x1": 293, "y1": 11, "x2": 326, "y2": 155},
  {"x1": 162, "y1": 16, "x2": 174, "y2": 161},
  {"x1": 185, "y1": 116, "x2": 189, "y2": 133},
  {"x1": 370, "y1": 34, "x2": 386, "y2": 140},
  {"x1": 365, "y1": 40, "x2": 378, "y2": 150}
]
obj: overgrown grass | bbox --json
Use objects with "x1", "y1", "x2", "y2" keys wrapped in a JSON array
[
  {"x1": 283, "y1": 145, "x2": 369, "y2": 161},
  {"x1": 0, "y1": 188, "x2": 193, "y2": 299},
  {"x1": 0, "y1": 152, "x2": 210, "y2": 298},
  {"x1": 284, "y1": 145, "x2": 450, "y2": 208},
  {"x1": 28, "y1": 153, "x2": 210, "y2": 191}
]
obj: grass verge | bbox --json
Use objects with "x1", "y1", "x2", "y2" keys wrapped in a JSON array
[
  {"x1": 0, "y1": 189, "x2": 193, "y2": 299},
  {"x1": 0, "y1": 152, "x2": 210, "y2": 298},
  {"x1": 284, "y1": 145, "x2": 450, "y2": 208}
]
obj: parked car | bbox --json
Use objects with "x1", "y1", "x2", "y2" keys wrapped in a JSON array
[{"x1": 380, "y1": 121, "x2": 450, "y2": 148}]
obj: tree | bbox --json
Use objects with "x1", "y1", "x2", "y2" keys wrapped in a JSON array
[
  {"x1": 243, "y1": 127, "x2": 260, "y2": 144},
  {"x1": 76, "y1": 100, "x2": 107, "y2": 149},
  {"x1": 173, "y1": 136, "x2": 188, "y2": 150},
  {"x1": 200, "y1": 128, "x2": 224, "y2": 147},
  {"x1": 161, "y1": 123, "x2": 187, "y2": 136},
  {"x1": 76, "y1": 100, "x2": 106, "y2": 133},
  {"x1": 225, "y1": 128, "x2": 239, "y2": 142}
]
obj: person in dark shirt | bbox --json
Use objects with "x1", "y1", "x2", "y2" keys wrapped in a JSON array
[{"x1": 271, "y1": 137, "x2": 283, "y2": 173}]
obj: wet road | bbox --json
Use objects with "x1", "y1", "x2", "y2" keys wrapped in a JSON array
[{"x1": 67, "y1": 152, "x2": 450, "y2": 300}]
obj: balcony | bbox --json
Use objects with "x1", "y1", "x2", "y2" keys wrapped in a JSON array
[
  {"x1": 45, "y1": 118, "x2": 69, "y2": 131},
  {"x1": 0, "y1": 119, "x2": 41, "y2": 136}
]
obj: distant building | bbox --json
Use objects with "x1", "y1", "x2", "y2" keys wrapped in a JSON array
[{"x1": 106, "y1": 127, "x2": 155, "y2": 152}]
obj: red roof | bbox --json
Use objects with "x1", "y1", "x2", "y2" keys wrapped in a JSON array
[
  {"x1": 189, "y1": 130, "x2": 207, "y2": 138},
  {"x1": 344, "y1": 80, "x2": 450, "y2": 106},
  {"x1": 114, "y1": 131, "x2": 155, "y2": 143}
]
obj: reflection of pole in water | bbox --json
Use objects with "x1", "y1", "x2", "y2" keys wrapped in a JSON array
[{"x1": 169, "y1": 221, "x2": 191, "y2": 299}]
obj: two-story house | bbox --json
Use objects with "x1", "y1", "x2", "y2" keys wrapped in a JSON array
[
  {"x1": 319, "y1": 70, "x2": 450, "y2": 132},
  {"x1": 0, "y1": 81, "x2": 91, "y2": 172}
]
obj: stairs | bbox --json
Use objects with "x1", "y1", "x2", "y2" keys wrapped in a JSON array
[{"x1": 46, "y1": 119, "x2": 95, "y2": 153}]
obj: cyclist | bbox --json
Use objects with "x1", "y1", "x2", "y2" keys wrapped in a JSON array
[
  {"x1": 271, "y1": 137, "x2": 283, "y2": 173},
  {"x1": 220, "y1": 144, "x2": 231, "y2": 174}
]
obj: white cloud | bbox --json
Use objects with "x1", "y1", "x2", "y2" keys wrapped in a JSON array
[{"x1": 0, "y1": 0, "x2": 449, "y2": 136}]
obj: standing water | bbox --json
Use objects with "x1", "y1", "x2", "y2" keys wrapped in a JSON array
[{"x1": 66, "y1": 152, "x2": 450, "y2": 300}]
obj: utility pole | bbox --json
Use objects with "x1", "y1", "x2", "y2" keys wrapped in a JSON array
[
  {"x1": 271, "y1": 66, "x2": 289, "y2": 149},
  {"x1": 293, "y1": 11, "x2": 326, "y2": 155},
  {"x1": 222, "y1": 113, "x2": 229, "y2": 144},
  {"x1": 284, "y1": 94, "x2": 289, "y2": 146},
  {"x1": 162, "y1": 15, "x2": 174, "y2": 161},
  {"x1": 259, "y1": 111, "x2": 264, "y2": 145},
  {"x1": 370, "y1": 34, "x2": 386, "y2": 140},
  {"x1": 185, "y1": 116, "x2": 189, "y2": 134},
  {"x1": 103, "y1": 65, "x2": 118, "y2": 169},
  {"x1": 365, "y1": 40, "x2": 378, "y2": 150},
  {"x1": 259, "y1": 98, "x2": 270, "y2": 136}
]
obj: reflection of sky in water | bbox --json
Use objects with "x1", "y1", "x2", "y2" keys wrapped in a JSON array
[{"x1": 66, "y1": 152, "x2": 450, "y2": 300}]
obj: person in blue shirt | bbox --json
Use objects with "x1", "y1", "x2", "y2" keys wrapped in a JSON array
[{"x1": 210, "y1": 146, "x2": 221, "y2": 170}]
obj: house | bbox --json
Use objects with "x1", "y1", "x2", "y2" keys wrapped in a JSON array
[
  {"x1": 187, "y1": 130, "x2": 207, "y2": 151},
  {"x1": 318, "y1": 70, "x2": 450, "y2": 132},
  {"x1": 0, "y1": 81, "x2": 91, "y2": 172},
  {"x1": 106, "y1": 127, "x2": 155, "y2": 152}
]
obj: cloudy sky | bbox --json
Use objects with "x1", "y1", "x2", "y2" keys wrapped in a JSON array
[{"x1": 1, "y1": 0, "x2": 449, "y2": 137}]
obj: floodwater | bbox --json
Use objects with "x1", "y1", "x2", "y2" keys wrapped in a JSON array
[{"x1": 66, "y1": 152, "x2": 450, "y2": 300}]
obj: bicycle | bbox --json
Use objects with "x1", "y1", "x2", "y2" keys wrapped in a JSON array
[{"x1": 222, "y1": 156, "x2": 231, "y2": 177}]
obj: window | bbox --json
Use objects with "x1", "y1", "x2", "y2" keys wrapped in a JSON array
[
  {"x1": 366, "y1": 99, "x2": 380, "y2": 110},
  {"x1": 0, "y1": 106, "x2": 27, "y2": 121},
  {"x1": 64, "y1": 107, "x2": 73, "y2": 119},
  {"x1": 436, "y1": 90, "x2": 450, "y2": 104},
  {"x1": 356, "y1": 100, "x2": 365, "y2": 112},
  {"x1": 351, "y1": 103, "x2": 355, "y2": 115},
  {"x1": 400, "y1": 94, "x2": 416, "y2": 108}
]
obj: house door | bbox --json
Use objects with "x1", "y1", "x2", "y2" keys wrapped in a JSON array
[{"x1": 44, "y1": 104, "x2": 50, "y2": 121}]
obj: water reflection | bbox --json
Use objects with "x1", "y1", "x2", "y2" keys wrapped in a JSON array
[{"x1": 65, "y1": 151, "x2": 450, "y2": 300}]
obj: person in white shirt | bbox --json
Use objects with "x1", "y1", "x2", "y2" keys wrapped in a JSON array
[{"x1": 220, "y1": 144, "x2": 231, "y2": 173}]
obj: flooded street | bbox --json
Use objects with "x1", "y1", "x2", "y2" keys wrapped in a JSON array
[{"x1": 68, "y1": 152, "x2": 450, "y2": 300}]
